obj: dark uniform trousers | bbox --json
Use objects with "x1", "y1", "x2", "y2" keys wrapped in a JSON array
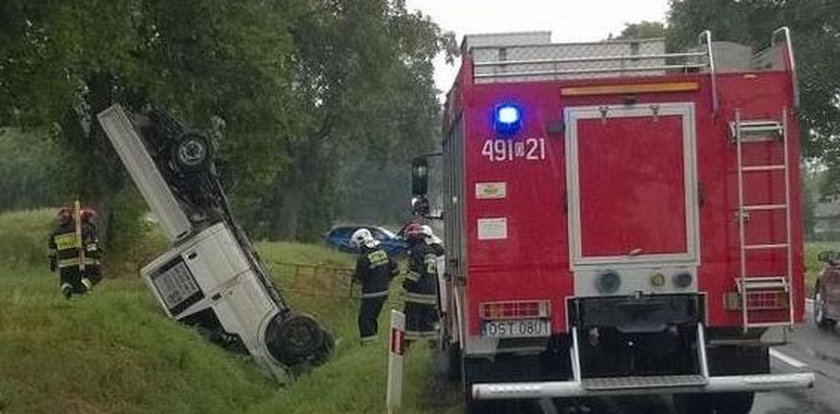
[{"x1": 356, "y1": 248, "x2": 399, "y2": 342}]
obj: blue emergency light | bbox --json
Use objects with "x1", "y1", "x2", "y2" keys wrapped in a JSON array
[{"x1": 493, "y1": 103, "x2": 522, "y2": 135}]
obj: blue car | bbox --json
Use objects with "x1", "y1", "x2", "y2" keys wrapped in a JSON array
[{"x1": 324, "y1": 225, "x2": 409, "y2": 256}]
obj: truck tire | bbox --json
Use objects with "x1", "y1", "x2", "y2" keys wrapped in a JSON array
[
  {"x1": 673, "y1": 391, "x2": 754, "y2": 414},
  {"x1": 435, "y1": 341, "x2": 461, "y2": 381},
  {"x1": 173, "y1": 132, "x2": 212, "y2": 173},
  {"x1": 814, "y1": 287, "x2": 836, "y2": 330},
  {"x1": 264, "y1": 313, "x2": 325, "y2": 366},
  {"x1": 673, "y1": 393, "x2": 713, "y2": 414},
  {"x1": 713, "y1": 392, "x2": 755, "y2": 414}
]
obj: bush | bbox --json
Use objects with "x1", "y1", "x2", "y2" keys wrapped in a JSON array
[{"x1": 104, "y1": 189, "x2": 168, "y2": 276}]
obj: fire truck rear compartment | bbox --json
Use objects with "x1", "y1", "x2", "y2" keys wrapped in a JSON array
[{"x1": 572, "y1": 294, "x2": 702, "y2": 378}]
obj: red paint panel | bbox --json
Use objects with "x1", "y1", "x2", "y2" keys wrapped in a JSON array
[{"x1": 577, "y1": 115, "x2": 687, "y2": 257}]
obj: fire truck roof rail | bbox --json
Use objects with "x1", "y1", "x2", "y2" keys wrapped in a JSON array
[
  {"x1": 470, "y1": 30, "x2": 714, "y2": 81},
  {"x1": 470, "y1": 29, "x2": 720, "y2": 111}
]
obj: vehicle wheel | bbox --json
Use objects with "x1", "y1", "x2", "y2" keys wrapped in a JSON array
[
  {"x1": 673, "y1": 393, "x2": 713, "y2": 414},
  {"x1": 814, "y1": 288, "x2": 836, "y2": 330},
  {"x1": 435, "y1": 341, "x2": 461, "y2": 381},
  {"x1": 264, "y1": 313, "x2": 325, "y2": 366},
  {"x1": 173, "y1": 132, "x2": 212, "y2": 173},
  {"x1": 713, "y1": 392, "x2": 754, "y2": 414}
]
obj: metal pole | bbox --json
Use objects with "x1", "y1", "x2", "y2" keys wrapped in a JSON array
[
  {"x1": 735, "y1": 110, "x2": 748, "y2": 331},
  {"x1": 386, "y1": 310, "x2": 406, "y2": 412}
]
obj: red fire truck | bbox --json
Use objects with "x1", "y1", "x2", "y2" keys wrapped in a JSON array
[{"x1": 410, "y1": 27, "x2": 815, "y2": 413}]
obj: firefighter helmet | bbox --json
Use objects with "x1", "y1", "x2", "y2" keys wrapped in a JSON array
[
  {"x1": 57, "y1": 207, "x2": 73, "y2": 223},
  {"x1": 350, "y1": 228, "x2": 378, "y2": 249},
  {"x1": 421, "y1": 225, "x2": 442, "y2": 245},
  {"x1": 80, "y1": 208, "x2": 97, "y2": 222},
  {"x1": 404, "y1": 222, "x2": 424, "y2": 240}
]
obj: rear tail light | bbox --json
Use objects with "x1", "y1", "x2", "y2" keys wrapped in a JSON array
[{"x1": 480, "y1": 300, "x2": 551, "y2": 320}]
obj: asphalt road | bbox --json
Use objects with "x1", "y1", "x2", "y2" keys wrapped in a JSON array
[{"x1": 542, "y1": 302, "x2": 840, "y2": 414}]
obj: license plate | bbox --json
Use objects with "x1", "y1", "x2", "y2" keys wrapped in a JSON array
[{"x1": 482, "y1": 319, "x2": 550, "y2": 338}]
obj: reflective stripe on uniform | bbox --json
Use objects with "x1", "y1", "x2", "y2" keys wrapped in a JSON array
[
  {"x1": 53, "y1": 233, "x2": 80, "y2": 251},
  {"x1": 86, "y1": 243, "x2": 98, "y2": 252},
  {"x1": 81, "y1": 278, "x2": 93, "y2": 290},
  {"x1": 406, "y1": 271, "x2": 421, "y2": 282},
  {"x1": 405, "y1": 292, "x2": 437, "y2": 304},
  {"x1": 361, "y1": 291, "x2": 388, "y2": 299},
  {"x1": 58, "y1": 257, "x2": 99, "y2": 268},
  {"x1": 360, "y1": 335, "x2": 378, "y2": 343}
]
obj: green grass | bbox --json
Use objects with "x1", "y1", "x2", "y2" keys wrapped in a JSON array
[{"x1": 0, "y1": 209, "x2": 455, "y2": 414}]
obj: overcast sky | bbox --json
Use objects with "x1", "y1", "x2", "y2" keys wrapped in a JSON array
[{"x1": 404, "y1": 0, "x2": 670, "y2": 94}]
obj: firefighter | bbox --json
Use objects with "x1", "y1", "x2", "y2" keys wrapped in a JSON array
[
  {"x1": 421, "y1": 225, "x2": 446, "y2": 319},
  {"x1": 351, "y1": 228, "x2": 399, "y2": 344},
  {"x1": 48, "y1": 205, "x2": 102, "y2": 298},
  {"x1": 403, "y1": 223, "x2": 440, "y2": 344}
]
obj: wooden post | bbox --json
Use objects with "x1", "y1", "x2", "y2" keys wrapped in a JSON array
[{"x1": 74, "y1": 200, "x2": 86, "y2": 272}]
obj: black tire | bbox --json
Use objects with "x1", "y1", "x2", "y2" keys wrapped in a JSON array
[
  {"x1": 713, "y1": 392, "x2": 755, "y2": 414},
  {"x1": 173, "y1": 132, "x2": 212, "y2": 173},
  {"x1": 814, "y1": 287, "x2": 837, "y2": 330},
  {"x1": 673, "y1": 393, "x2": 713, "y2": 414},
  {"x1": 264, "y1": 313, "x2": 325, "y2": 366},
  {"x1": 435, "y1": 341, "x2": 462, "y2": 381},
  {"x1": 673, "y1": 392, "x2": 755, "y2": 414}
]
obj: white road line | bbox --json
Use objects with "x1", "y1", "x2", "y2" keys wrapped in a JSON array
[{"x1": 770, "y1": 348, "x2": 808, "y2": 369}]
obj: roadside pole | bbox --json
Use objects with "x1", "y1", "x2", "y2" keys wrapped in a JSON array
[
  {"x1": 74, "y1": 200, "x2": 85, "y2": 272},
  {"x1": 386, "y1": 309, "x2": 406, "y2": 413}
]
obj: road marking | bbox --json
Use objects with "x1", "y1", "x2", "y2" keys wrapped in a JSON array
[{"x1": 770, "y1": 348, "x2": 808, "y2": 369}]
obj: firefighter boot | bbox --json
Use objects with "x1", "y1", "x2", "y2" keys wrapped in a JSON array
[
  {"x1": 81, "y1": 277, "x2": 93, "y2": 293},
  {"x1": 60, "y1": 283, "x2": 72, "y2": 299}
]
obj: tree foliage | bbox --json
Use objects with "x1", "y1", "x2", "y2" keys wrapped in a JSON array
[
  {"x1": 612, "y1": 21, "x2": 666, "y2": 40},
  {"x1": 667, "y1": 0, "x2": 840, "y2": 195},
  {"x1": 0, "y1": 0, "x2": 446, "y2": 241}
]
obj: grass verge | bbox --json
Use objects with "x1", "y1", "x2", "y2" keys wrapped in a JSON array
[{"x1": 0, "y1": 210, "x2": 452, "y2": 414}]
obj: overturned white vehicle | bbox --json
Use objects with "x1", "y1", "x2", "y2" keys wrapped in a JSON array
[{"x1": 98, "y1": 105, "x2": 332, "y2": 382}]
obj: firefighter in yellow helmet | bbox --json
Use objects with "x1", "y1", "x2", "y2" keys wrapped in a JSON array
[
  {"x1": 48, "y1": 206, "x2": 102, "y2": 298},
  {"x1": 351, "y1": 228, "x2": 399, "y2": 344}
]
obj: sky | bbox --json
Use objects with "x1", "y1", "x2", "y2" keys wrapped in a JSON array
[{"x1": 404, "y1": 0, "x2": 671, "y2": 94}]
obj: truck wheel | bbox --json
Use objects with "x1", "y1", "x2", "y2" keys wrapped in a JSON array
[
  {"x1": 673, "y1": 392, "x2": 754, "y2": 414},
  {"x1": 264, "y1": 313, "x2": 325, "y2": 366},
  {"x1": 713, "y1": 392, "x2": 754, "y2": 414},
  {"x1": 173, "y1": 132, "x2": 212, "y2": 173},
  {"x1": 814, "y1": 288, "x2": 836, "y2": 330},
  {"x1": 435, "y1": 341, "x2": 462, "y2": 381},
  {"x1": 673, "y1": 393, "x2": 713, "y2": 414}
]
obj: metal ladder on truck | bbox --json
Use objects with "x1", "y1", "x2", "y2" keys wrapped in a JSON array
[{"x1": 732, "y1": 109, "x2": 795, "y2": 331}]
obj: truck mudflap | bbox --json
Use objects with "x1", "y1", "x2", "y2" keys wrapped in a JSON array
[{"x1": 472, "y1": 324, "x2": 815, "y2": 400}]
